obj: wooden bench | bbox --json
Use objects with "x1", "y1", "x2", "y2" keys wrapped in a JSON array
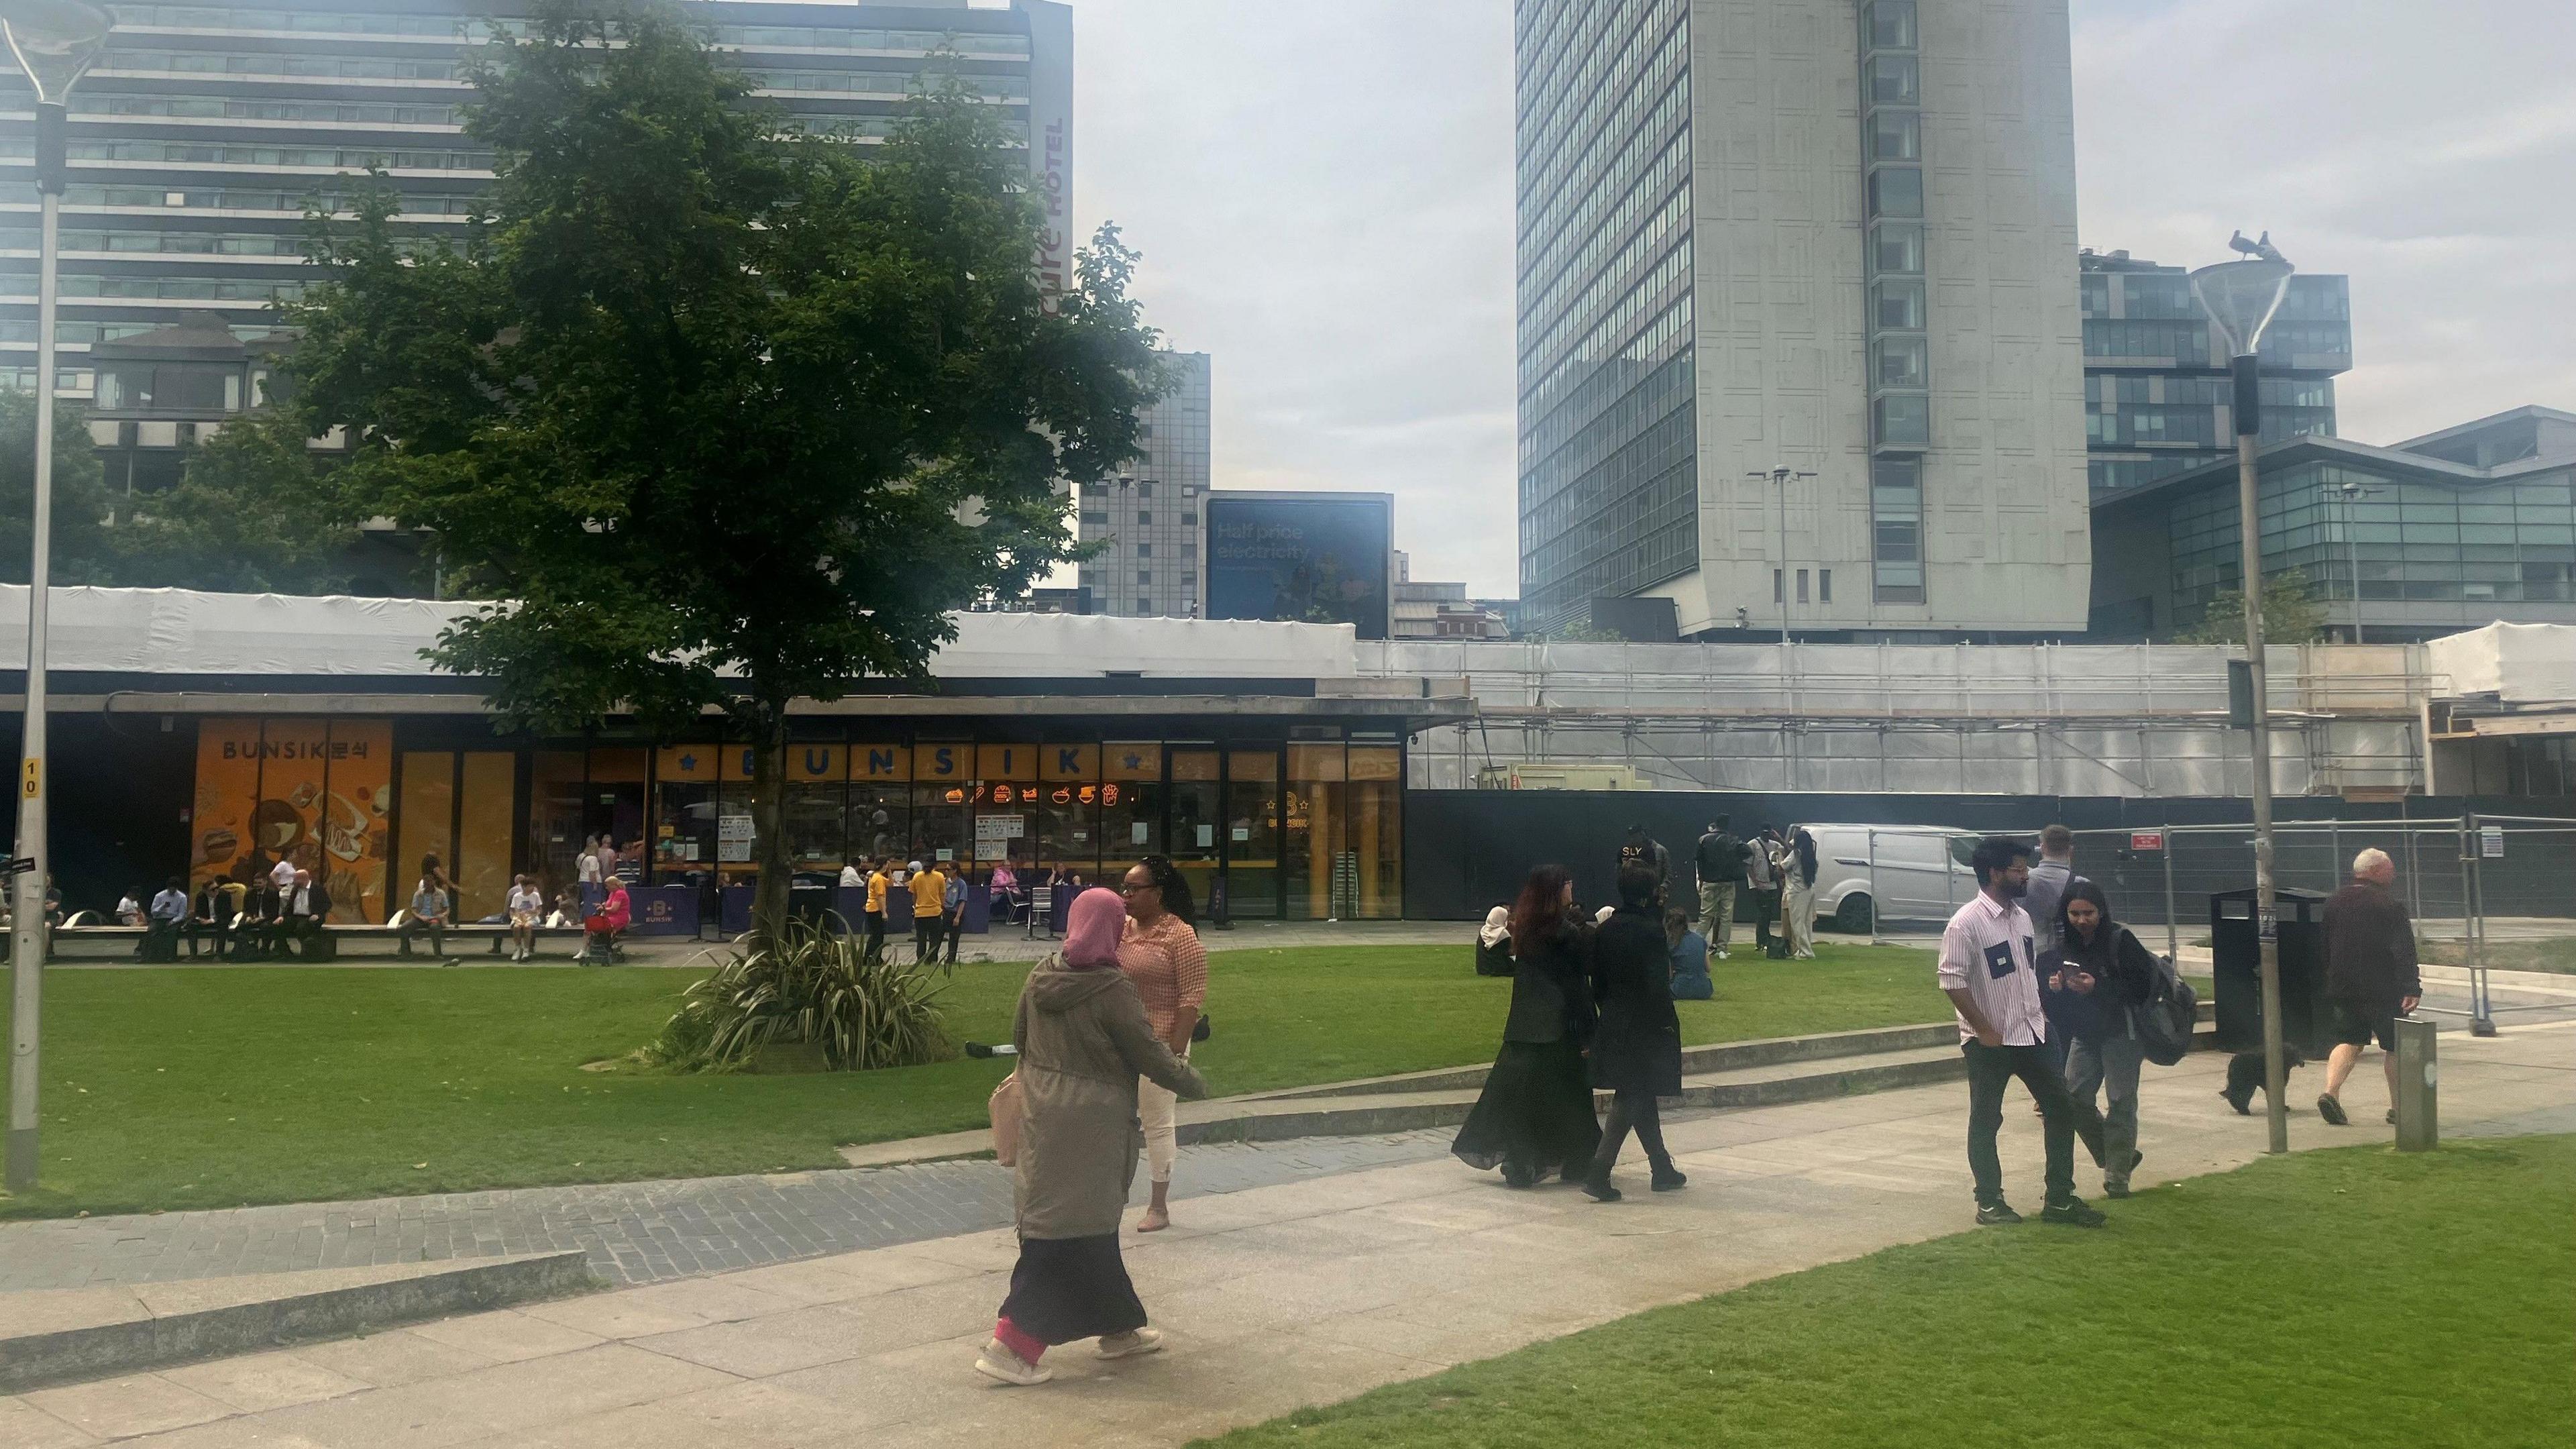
[{"x1": 43, "y1": 918, "x2": 620, "y2": 962}]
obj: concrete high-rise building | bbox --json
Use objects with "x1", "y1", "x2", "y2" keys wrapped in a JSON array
[
  {"x1": 2080, "y1": 247, "x2": 2351, "y2": 498},
  {"x1": 1078, "y1": 350, "x2": 1210, "y2": 617},
  {"x1": 0, "y1": 0, "x2": 1073, "y2": 494},
  {"x1": 1513, "y1": 0, "x2": 2092, "y2": 640}
]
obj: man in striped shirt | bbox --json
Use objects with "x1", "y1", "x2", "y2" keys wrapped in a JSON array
[{"x1": 1939, "y1": 836, "x2": 2108, "y2": 1228}]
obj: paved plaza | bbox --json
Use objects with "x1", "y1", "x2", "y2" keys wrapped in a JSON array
[
  {"x1": 0, "y1": 1132, "x2": 1456, "y2": 1295},
  {"x1": 3, "y1": 1012, "x2": 2568, "y2": 1448}
]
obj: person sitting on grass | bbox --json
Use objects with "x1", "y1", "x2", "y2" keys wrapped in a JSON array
[{"x1": 1666, "y1": 907, "x2": 1713, "y2": 1001}]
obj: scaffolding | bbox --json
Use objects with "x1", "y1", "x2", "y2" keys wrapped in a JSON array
[{"x1": 1362, "y1": 639, "x2": 2433, "y2": 798}]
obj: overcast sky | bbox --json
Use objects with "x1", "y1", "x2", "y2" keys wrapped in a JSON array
[{"x1": 1062, "y1": 0, "x2": 2576, "y2": 598}]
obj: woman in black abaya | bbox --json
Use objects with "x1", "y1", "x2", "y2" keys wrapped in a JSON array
[{"x1": 1452, "y1": 864, "x2": 1603, "y2": 1187}]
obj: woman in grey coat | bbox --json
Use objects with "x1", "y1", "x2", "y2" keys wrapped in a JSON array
[{"x1": 978, "y1": 887, "x2": 1208, "y2": 1387}]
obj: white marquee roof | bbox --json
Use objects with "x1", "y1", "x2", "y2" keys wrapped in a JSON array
[{"x1": 0, "y1": 586, "x2": 1359, "y2": 682}]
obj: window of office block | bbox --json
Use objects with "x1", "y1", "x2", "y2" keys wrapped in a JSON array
[
  {"x1": 1866, "y1": 0, "x2": 1917, "y2": 48},
  {"x1": 1874, "y1": 393, "x2": 1930, "y2": 447},
  {"x1": 1872, "y1": 459, "x2": 1926, "y2": 602},
  {"x1": 1867, "y1": 166, "x2": 1923, "y2": 219}
]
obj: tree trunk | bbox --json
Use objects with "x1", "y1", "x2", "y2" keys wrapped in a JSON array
[{"x1": 748, "y1": 705, "x2": 793, "y2": 951}]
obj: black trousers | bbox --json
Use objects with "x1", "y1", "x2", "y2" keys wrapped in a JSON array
[
  {"x1": 914, "y1": 916, "x2": 940, "y2": 961},
  {"x1": 941, "y1": 910, "x2": 963, "y2": 963},
  {"x1": 184, "y1": 920, "x2": 227, "y2": 958},
  {"x1": 1964, "y1": 1040, "x2": 2106, "y2": 1207},
  {"x1": 863, "y1": 911, "x2": 886, "y2": 963},
  {"x1": 1591, "y1": 1087, "x2": 1671, "y2": 1173}
]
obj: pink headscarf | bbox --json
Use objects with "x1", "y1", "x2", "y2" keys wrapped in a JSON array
[{"x1": 1063, "y1": 886, "x2": 1127, "y2": 969}]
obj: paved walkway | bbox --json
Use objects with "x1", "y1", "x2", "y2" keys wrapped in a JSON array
[
  {"x1": 0, "y1": 1132, "x2": 1455, "y2": 1295},
  {"x1": 5, "y1": 1015, "x2": 2568, "y2": 1448}
]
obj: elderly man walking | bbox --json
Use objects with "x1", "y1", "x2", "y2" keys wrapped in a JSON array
[{"x1": 2317, "y1": 849, "x2": 2422, "y2": 1128}]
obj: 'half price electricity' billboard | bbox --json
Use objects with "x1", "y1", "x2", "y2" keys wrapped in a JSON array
[{"x1": 1203, "y1": 492, "x2": 1393, "y2": 639}]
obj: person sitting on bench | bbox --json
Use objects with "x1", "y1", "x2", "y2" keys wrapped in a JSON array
[
  {"x1": 275, "y1": 869, "x2": 333, "y2": 959},
  {"x1": 401, "y1": 870, "x2": 453, "y2": 963}
]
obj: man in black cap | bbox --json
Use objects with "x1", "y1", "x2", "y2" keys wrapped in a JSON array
[{"x1": 1694, "y1": 817, "x2": 1748, "y2": 960}]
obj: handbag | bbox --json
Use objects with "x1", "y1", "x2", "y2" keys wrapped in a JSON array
[
  {"x1": 1192, "y1": 1014, "x2": 1212, "y2": 1043},
  {"x1": 988, "y1": 1071, "x2": 1024, "y2": 1167}
]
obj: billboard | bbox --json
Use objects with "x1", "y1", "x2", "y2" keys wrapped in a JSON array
[{"x1": 1204, "y1": 492, "x2": 1393, "y2": 639}]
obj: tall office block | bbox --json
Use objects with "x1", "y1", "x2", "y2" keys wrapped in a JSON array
[
  {"x1": 2079, "y1": 247, "x2": 2351, "y2": 498},
  {"x1": 1079, "y1": 350, "x2": 1210, "y2": 617},
  {"x1": 1515, "y1": 0, "x2": 2091, "y2": 639},
  {"x1": 0, "y1": 0, "x2": 1072, "y2": 494}
]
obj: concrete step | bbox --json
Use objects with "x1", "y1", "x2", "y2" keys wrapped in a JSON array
[
  {"x1": 1250, "y1": 1021, "x2": 1964, "y2": 1102},
  {"x1": 839, "y1": 1011, "x2": 2222, "y2": 1169},
  {"x1": 0, "y1": 1250, "x2": 598, "y2": 1395}
]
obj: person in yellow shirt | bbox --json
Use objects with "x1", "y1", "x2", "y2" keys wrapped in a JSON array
[
  {"x1": 910, "y1": 861, "x2": 947, "y2": 963},
  {"x1": 863, "y1": 859, "x2": 892, "y2": 964}
]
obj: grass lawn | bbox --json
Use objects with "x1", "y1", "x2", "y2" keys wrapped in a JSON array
[
  {"x1": 1201, "y1": 1134, "x2": 2576, "y2": 1449},
  {"x1": 0, "y1": 941, "x2": 1937, "y2": 1220},
  {"x1": 2418, "y1": 934, "x2": 2576, "y2": 974}
]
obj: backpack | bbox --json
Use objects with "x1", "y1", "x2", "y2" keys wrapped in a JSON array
[{"x1": 2135, "y1": 939, "x2": 2199, "y2": 1067}]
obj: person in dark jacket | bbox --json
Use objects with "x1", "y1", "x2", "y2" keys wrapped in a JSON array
[
  {"x1": 234, "y1": 878, "x2": 281, "y2": 960},
  {"x1": 2317, "y1": 849, "x2": 2422, "y2": 1128},
  {"x1": 1452, "y1": 865, "x2": 1602, "y2": 1188},
  {"x1": 186, "y1": 879, "x2": 230, "y2": 959},
  {"x1": 2039, "y1": 879, "x2": 2156, "y2": 1197},
  {"x1": 1618, "y1": 824, "x2": 1670, "y2": 901},
  {"x1": 1581, "y1": 863, "x2": 1688, "y2": 1200},
  {"x1": 1693, "y1": 818, "x2": 1746, "y2": 960}
]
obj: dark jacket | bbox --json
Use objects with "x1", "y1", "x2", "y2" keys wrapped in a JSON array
[
  {"x1": 1695, "y1": 831, "x2": 1746, "y2": 888},
  {"x1": 2039, "y1": 922, "x2": 2158, "y2": 1044},
  {"x1": 1501, "y1": 918, "x2": 1597, "y2": 1046},
  {"x1": 1619, "y1": 837, "x2": 1670, "y2": 888},
  {"x1": 239, "y1": 883, "x2": 281, "y2": 923},
  {"x1": 283, "y1": 883, "x2": 333, "y2": 922},
  {"x1": 1589, "y1": 907, "x2": 1683, "y2": 1095},
  {"x1": 2323, "y1": 881, "x2": 2420, "y2": 1008},
  {"x1": 192, "y1": 885, "x2": 226, "y2": 926}
]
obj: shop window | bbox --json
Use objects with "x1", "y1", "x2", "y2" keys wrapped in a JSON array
[
  {"x1": 1100, "y1": 743, "x2": 1165, "y2": 885},
  {"x1": 1225, "y1": 748, "x2": 1283, "y2": 919},
  {"x1": 193, "y1": 717, "x2": 393, "y2": 923}
]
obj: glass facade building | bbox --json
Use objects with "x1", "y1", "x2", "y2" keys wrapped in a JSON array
[
  {"x1": 1513, "y1": 0, "x2": 1696, "y2": 634},
  {"x1": 1077, "y1": 350, "x2": 1210, "y2": 619},
  {"x1": 0, "y1": 1, "x2": 1069, "y2": 415},
  {"x1": 2079, "y1": 249, "x2": 2351, "y2": 498},
  {"x1": 2088, "y1": 410, "x2": 2576, "y2": 642}
]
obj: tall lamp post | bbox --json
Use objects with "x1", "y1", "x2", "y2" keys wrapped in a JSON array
[
  {"x1": 1746, "y1": 465, "x2": 1817, "y2": 644},
  {"x1": 2323, "y1": 480, "x2": 2381, "y2": 643},
  {"x1": 3, "y1": 0, "x2": 110, "y2": 1195},
  {"x1": 2191, "y1": 237, "x2": 2295, "y2": 1157}
]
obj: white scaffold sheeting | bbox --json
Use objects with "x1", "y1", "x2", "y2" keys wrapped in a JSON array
[
  {"x1": 0, "y1": 585, "x2": 1358, "y2": 682},
  {"x1": 2427, "y1": 622, "x2": 2576, "y2": 704}
]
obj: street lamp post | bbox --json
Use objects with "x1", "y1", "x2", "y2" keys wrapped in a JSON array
[
  {"x1": 2191, "y1": 238, "x2": 2295, "y2": 1157},
  {"x1": 2323, "y1": 480, "x2": 2381, "y2": 643},
  {"x1": 3, "y1": 0, "x2": 111, "y2": 1195},
  {"x1": 1746, "y1": 465, "x2": 1817, "y2": 645}
]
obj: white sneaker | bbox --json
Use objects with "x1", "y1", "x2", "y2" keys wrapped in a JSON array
[
  {"x1": 1715, "y1": 949, "x2": 1729, "y2": 960},
  {"x1": 1097, "y1": 1328, "x2": 1164, "y2": 1360},
  {"x1": 974, "y1": 1340, "x2": 1053, "y2": 1386}
]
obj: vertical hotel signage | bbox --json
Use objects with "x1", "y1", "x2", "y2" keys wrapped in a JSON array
[{"x1": 1024, "y1": 1, "x2": 1075, "y2": 309}]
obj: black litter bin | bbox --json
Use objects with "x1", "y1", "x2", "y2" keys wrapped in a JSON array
[
  {"x1": 787, "y1": 875, "x2": 839, "y2": 933},
  {"x1": 2210, "y1": 885, "x2": 2331, "y2": 1057}
]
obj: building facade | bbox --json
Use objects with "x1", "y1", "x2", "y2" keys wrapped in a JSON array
[
  {"x1": 1076, "y1": 350, "x2": 1210, "y2": 618},
  {"x1": 0, "y1": 0, "x2": 1073, "y2": 488},
  {"x1": 2088, "y1": 407, "x2": 2576, "y2": 643},
  {"x1": 2080, "y1": 248, "x2": 2351, "y2": 498},
  {"x1": 1513, "y1": 0, "x2": 2092, "y2": 641},
  {"x1": 1390, "y1": 551, "x2": 1508, "y2": 640}
]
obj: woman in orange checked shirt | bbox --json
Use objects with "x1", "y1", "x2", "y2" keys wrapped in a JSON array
[{"x1": 1117, "y1": 855, "x2": 1207, "y2": 1233}]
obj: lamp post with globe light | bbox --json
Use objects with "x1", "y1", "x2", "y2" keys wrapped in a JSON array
[
  {"x1": 2191, "y1": 239, "x2": 2296, "y2": 1157},
  {"x1": 3, "y1": 0, "x2": 111, "y2": 1194}
]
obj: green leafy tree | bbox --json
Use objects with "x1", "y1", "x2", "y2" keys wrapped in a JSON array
[
  {"x1": 108, "y1": 413, "x2": 364, "y2": 593},
  {"x1": 280, "y1": 1, "x2": 1163, "y2": 943},
  {"x1": 0, "y1": 390, "x2": 118, "y2": 586},
  {"x1": 2178, "y1": 567, "x2": 2328, "y2": 646}
]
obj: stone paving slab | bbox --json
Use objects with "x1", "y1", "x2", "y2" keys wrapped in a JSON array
[
  {"x1": 0, "y1": 1131, "x2": 1458, "y2": 1296},
  {"x1": 7, "y1": 1014, "x2": 2567, "y2": 1448}
]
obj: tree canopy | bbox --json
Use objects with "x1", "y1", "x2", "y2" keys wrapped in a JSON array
[
  {"x1": 2177, "y1": 567, "x2": 2328, "y2": 646},
  {"x1": 276, "y1": 0, "x2": 1164, "y2": 936}
]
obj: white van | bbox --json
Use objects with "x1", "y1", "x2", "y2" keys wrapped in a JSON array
[{"x1": 1788, "y1": 823, "x2": 1982, "y2": 933}]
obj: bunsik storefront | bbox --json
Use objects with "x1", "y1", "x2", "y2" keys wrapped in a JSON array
[{"x1": 5, "y1": 588, "x2": 1469, "y2": 932}]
